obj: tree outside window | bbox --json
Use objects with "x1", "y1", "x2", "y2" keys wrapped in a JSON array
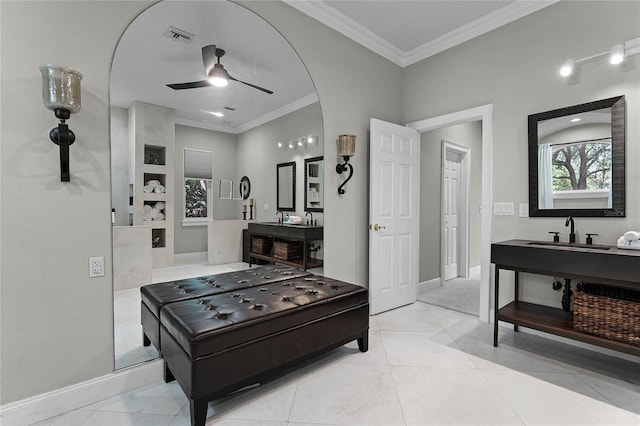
[
  {"x1": 552, "y1": 141, "x2": 611, "y2": 192},
  {"x1": 185, "y1": 178, "x2": 210, "y2": 218}
]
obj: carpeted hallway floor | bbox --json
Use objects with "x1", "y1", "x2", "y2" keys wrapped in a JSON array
[{"x1": 417, "y1": 271, "x2": 480, "y2": 316}]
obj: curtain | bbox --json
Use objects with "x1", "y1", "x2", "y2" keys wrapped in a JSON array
[{"x1": 538, "y1": 144, "x2": 554, "y2": 209}]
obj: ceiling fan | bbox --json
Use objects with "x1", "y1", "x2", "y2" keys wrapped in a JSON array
[{"x1": 167, "y1": 45, "x2": 274, "y2": 94}]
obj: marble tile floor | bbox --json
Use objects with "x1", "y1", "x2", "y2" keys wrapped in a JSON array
[
  {"x1": 114, "y1": 261, "x2": 254, "y2": 370},
  {"x1": 41, "y1": 301, "x2": 639, "y2": 425}
]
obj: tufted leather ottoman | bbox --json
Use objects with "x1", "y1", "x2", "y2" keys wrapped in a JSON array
[
  {"x1": 140, "y1": 265, "x2": 311, "y2": 352},
  {"x1": 160, "y1": 275, "x2": 369, "y2": 426}
]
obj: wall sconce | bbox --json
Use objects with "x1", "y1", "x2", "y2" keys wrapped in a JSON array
[
  {"x1": 336, "y1": 134, "x2": 355, "y2": 194},
  {"x1": 39, "y1": 64, "x2": 82, "y2": 182},
  {"x1": 559, "y1": 37, "x2": 640, "y2": 78}
]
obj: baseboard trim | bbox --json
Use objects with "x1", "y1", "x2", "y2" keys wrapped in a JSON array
[
  {"x1": 173, "y1": 251, "x2": 207, "y2": 265},
  {"x1": 418, "y1": 277, "x2": 440, "y2": 287},
  {"x1": 469, "y1": 265, "x2": 481, "y2": 277},
  {"x1": 0, "y1": 359, "x2": 163, "y2": 426}
]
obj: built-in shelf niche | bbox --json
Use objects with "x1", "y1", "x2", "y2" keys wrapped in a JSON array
[
  {"x1": 143, "y1": 200, "x2": 166, "y2": 222},
  {"x1": 144, "y1": 144, "x2": 166, "y2": 166},
  {"x1": 151, "y1": 228, "x2": 166, "y2": 248}
]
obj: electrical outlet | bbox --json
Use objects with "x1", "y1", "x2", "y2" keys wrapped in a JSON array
[
  {"x1": 493, "y1": 202, "x2": 514, "y2": 216},
  {"x1": 89, "y1": 256, "x2": 104, "y2": 278}
]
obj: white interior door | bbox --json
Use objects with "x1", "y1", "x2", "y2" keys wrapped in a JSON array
[
  {"x1": 443, "y1": 149, "x2": 461, "y2": 281},
  {"x1": 369, "y1": 118, "x2": 420, "y2": 315}
]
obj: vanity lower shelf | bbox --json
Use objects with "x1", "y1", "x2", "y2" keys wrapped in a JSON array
[
  {"x1": 497, "y1": 301, "x2": 640, "y2": 357},
  {"x1": 249, "y1": 251, "x2": 323, "y2": 270},
  {"x1": 247, "y1": 222, "x2": 323, "y2": 271}
]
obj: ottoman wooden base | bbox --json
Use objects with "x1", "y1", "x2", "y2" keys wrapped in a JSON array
[{"x1": 160, "y1": 277, "x2": 369, "y2": 426}]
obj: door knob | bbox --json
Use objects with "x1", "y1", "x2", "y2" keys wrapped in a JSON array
[{"x1": 372, "y1": 224, "x2": 386, "y2": 231}]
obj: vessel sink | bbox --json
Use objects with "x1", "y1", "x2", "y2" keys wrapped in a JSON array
[{"x1": 527, "y1": 241, "x2": 611, "y2": 251}]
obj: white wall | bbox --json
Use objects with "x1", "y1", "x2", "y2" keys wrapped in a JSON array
[
  {"x1": 0, "y1": 0, "x2": 402, "y2": 404},
  {"x1": 419, "y1": 122, "x2": 482, "y2": 282},
  {"x1": 110, "y1": 107, "x2": 129, "y2": 226},
  {"x1": 402, "y1": 0, "x2": 640, "y2": 308}
]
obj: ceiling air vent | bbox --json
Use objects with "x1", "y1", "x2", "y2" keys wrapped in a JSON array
[
  {"x1": 164, "y1": 26, "x2": 194, "y2": 44},
  {"x1": 224, "y1": 106, "x2": 236, "y2": 111}
]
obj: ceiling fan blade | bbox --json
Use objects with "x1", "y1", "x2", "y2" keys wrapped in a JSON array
[
  {"x1": 201, "y1": 45, "x2": 217, "y2": 73},
  {"x1": 166, "y1": 80, "x2": 211, "y2": 90},
  {"x1": 228, "y1": 75, "x2": 274, "y2": 94}
]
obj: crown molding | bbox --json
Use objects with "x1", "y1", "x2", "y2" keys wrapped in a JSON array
[
  {"x1": 284, "y1": 0, "x2": 558, "y2": 68},
  {"x1": 176, "y1": 93, "x2": 319, "y2": 135},
  {"x1": 235, "y1": 93, "x2": 319, "y2": 134},
  {"x1": 402, "y1": 1, "x2": 559, "y2": 67},
  {"x1": 283, "y1": 0, "x2": 406, "y2": 67}
]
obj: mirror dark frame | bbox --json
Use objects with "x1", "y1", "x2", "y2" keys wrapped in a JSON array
[
  {"x1": 276, "y1": 161, "x2": 296, "y2": 212},
  {"x1": 304, "y1": 156, "x2": 323, "y2": 212},
  {"x1": 528, "y1": 95, "x2": 625, "y2": 217}
]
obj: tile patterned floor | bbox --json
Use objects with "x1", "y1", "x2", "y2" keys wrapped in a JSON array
[{"x1": 37, "y1": 301, "x2": 639, "y2": 425}]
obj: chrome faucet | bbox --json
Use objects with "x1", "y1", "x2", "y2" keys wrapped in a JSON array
[
  {"x1": 305, "y1": 211, "x2": 313, "y2": 225},
  {"x1": 276, "y1": 210, "x2": 284, "y2": 223},
  {"x1": 565, "y1": 216, "x2": 576, "y2": 243}
]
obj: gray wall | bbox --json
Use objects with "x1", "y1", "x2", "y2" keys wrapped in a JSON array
[
  {"x1": 419, "y1": 122, "x2": 482, "y2": 283},
  {"x1": 0, "y1": 0, "x2": 402, "y2": 403},
  {"x1": 236, "y1": 102, "x2": 323, "y2": 223},
  {"x1": 402, "y1": 0, "x2": 640, "y2": 308},
  {"x1": 174, "y1": 124, "x2": 238, "y2": 254}
]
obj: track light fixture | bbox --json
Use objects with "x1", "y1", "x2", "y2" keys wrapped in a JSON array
[
  {"x1": 609, "y1": 44, "x2": 625, "y2": 65},
  {"x1": 559, "y1": 37, "x2": 639, "y2": 77}
]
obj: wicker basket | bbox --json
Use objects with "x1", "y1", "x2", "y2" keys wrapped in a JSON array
[
  {"x1": 251, "y1": 237, "x2": 272, "y2": 254},
  {"x1": 273, "y1": 241, "x2": 302, "y2": 261},
  {"x1": 573, "y1": 290, "x2": 640, "y2": 347}
]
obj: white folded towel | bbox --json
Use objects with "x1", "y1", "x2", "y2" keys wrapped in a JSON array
[
  {"x1": 623, "y1": 231, "x2": 639, "y2": 241},
  {"x1": 155, "y1": 202, "x2": 165, "y2": 211},
  {"x1": 150, "y1": 208, "x2": 158, "y2": 219},
  {"x1": 617, "y1": 236, "x2": 640, "y2": 250},
  {"x1": 143, "y1": 204, "x2": 152, "y2": 213},
  {"x1": 154, "y1": 185, "x2": 166, "y2": 193},
  {"x1": 154, "y1": 212, "x2": 165, "y2": 221},
  {"x1": 142, "y1": 212, "x2": 152, "y2": 221},
  {"x1": 147, "y1": 180, "x2": 160, "y2": 188},
  {"x1": 143, "y1": 185, "x2": 153, "y2": 193}
]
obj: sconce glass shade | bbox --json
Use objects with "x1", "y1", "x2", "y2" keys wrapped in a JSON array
[
  {"x1": 337, "y1": 134, "x2": 356, "y2": 157},
  {"x1": 39, "y1": 64, "x2": 82, "y2": 114}
]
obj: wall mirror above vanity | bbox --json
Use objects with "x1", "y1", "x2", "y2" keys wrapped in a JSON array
[
  {"x1": 528, "y1": 95, "x2": 625, "y2": 217},
  {"x1": 304, "y1": 156, "x2": 323, "y2": 212},
  {"x1": 277, "y1": 161, "x2": 296, "y2": 211}
]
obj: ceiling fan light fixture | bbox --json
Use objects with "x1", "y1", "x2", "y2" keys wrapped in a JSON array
[{"x1": 208, "y1": 65, "x2": 228, "y2": 87}]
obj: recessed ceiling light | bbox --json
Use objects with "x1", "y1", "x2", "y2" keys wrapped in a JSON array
[
  {"x1": 277, "y1": 142, "x2": 283, "y2": 148},
  {"x1": 570, "y1": 117, "x2": 582, "y2": 122},
  {"x1": 307, "y1": 136, "x2": 314, "y2": 144},
  {"x1": 210, "y1": 112, "x2": 224, "y2": 117}
]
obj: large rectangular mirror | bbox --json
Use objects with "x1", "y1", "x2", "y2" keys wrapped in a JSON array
[
  {"x1": 304, "y1": 156, "x2": 323, "y2": 212},
  {"x1": 277, "y1": 161, "x2": 296, "y2": 211},
  {"x1": 528, "y1": 95, "x2": 625, "y2": 217}
]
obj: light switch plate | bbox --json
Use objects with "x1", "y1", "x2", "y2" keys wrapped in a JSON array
[
  {"x1": 519, "y1": 203, "x2": 529, "y2": 217},
  {"x1": 493, "y1": 202, "x2": 514, "y2": 216},
  {"x1": 263, "y1": 204, "x2": 269, "y2": 211}
]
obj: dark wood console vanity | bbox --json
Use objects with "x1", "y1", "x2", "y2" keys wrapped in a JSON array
[
  {"x1": 492, "y1": 239, "x2": 640, "y2": 357},
  {"x1": 248, "y1": 222, "x2": 323, "y2": 270}
]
